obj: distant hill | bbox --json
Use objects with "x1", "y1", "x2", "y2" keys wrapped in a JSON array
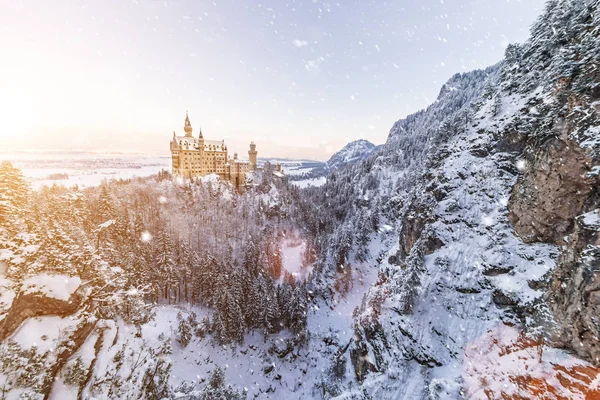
[
  {"x1": 326, "y1": 139, "x2": 378, "y2": 170},
  {"x1": 286, "y1": 140, "x2": 379, "y2": 185}
]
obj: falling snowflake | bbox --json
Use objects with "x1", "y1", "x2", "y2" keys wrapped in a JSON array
[
  {"x1": 516, "y1": 160, "x2": 527, "y2": 171},
  {"x1": 293, "y1": 39, "x2": 308, "y2": 48},
  {"x1": 141, "y1": 231, "x2": 152, "y2": 242}
]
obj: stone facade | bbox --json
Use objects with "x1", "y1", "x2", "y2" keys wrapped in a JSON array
[{"x1": 170, "y1": 112, "x2": 257, "y2": 190}]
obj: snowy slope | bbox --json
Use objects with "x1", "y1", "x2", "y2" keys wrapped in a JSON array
[{"x1": 299, "y1": 1, "x2": 600, "y2": 398}]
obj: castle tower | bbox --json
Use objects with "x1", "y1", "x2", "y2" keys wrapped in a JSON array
[
  {"x1": 184, "y1": 112, "x2": 193, "y2": 137},
  {"x1": 198, "y1": 127, "x2": 204, "y2": 147},
  {"x1": 170, "y1": 131, "x2": 178, "y2": 151},
  {"x1": 248, "y1": 142, "x2": 257, "y2": 170}
]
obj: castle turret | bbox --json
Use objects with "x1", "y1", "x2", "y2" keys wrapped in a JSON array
[
  {"x1": 198, "y1": 127, "x2": 204, "y2": 148},
  {"x1": 249, "y1": 142, "x2": 257, "y2": 170},
  {"x1": 170, "y1": 131, "x2": 179, "y2": 151},
  {"x1": 184, "y1": 112, "x2": 193, "y2": 137}
]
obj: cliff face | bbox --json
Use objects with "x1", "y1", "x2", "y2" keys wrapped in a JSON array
[
  {"x1": 504, "y1": 0, "x2": 600, "y2": 366},
  {"x1": 549, "y1": 209, "x2": 600, "y2": 364},
  {"x1": 509, "y1": 91, "x2": 600, "y2": 363},
  {"x1": 508, "y1": 121, "x2": 598, "y2": 245}
]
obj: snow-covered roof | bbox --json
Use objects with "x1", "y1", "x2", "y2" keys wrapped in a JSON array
[
  {"x1": 203, "y1": 140, "x2": 226, "y2": 152},
  {"x1": 174, "y1": 136, "x2": 199, "y2": 149},
  {"x1": 173, "y1": 136, "x2": 227, "y2": 152}
]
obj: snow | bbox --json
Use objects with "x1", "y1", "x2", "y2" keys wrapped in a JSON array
[
  {"x1": 580, "y1": 125, "x2": 600, "y2": 150},
  {"x1": 141, "y1": 231, "x2": 153, "y2": 242},
  {"x1": 99, "y1": 219, "x2": 115, "y2": 229},
  {"x1": 283, "y1": 166, "x2": 316, "y2": 177},
  {"x1": 463, "y1": 324, "x2": 600, "y2": 398},
  {"x1": 326, "y1": 140, "x2": 377, "y2": 170},
  {"x1": 198, "y1": 173, "x2": 222, "y2": 184},
  {"x1": 10, "y1": 315, "x2": 80, "y2": 353},
  {"x1": 0, "y1": 277, "x2": 15, "y2": 322},
  {"x1": 49, "y1": 329, "x2": 100, "y2": 400},
  {"x1": 280, "y1": 234, "x2": 309, "y2": 280},
  {"x1": 21, "y1": 274, "x2": 81, "y2": 301},
  {"x1": 292, "y1": 176, "x2": 326, "y2": 188},
  {"x1": 0, "y1": 152, "x2": 171, "y2": 189},
  {"x1": 580, "y1": 209, "x2": 600, "y2": 229}
]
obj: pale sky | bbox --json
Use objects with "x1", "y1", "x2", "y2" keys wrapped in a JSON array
[{"x1": 0, "y1": 0, "x2": 545, "y2": 160}]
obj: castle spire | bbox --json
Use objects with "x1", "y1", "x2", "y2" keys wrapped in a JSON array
[
  {"x1": 184, "y1": 111, "x2": 193, "y2": 137},
  {"x1": 199, "y1": 127, "x2": 203, "y2": 139}
]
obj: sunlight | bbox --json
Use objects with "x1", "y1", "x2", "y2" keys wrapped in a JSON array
[{"x1": 0, "y1": 89, "x2": 33, "y2": 140}]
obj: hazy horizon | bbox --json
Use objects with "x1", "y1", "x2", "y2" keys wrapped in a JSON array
[{"x1": 0, "y1": 0, "x2": 546, "y2": 160}]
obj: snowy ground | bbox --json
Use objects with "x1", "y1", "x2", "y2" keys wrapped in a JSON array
[
  {"x1": 0, "y1": 152, "x2": 171, "y2": 188},
  {"x1": 280, "y1": 232, "x2": 309, "y2": 281},
  {"x1": 79, "y1": 234, "x2": 382, "y2": 399},
  {"x1": 292, "y1": 176, "x2": 327, "y2": 189}
]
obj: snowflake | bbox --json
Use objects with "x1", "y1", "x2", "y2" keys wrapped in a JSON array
[{"x1": 141, "y1": 231, "x2": 153, "y2": 242}]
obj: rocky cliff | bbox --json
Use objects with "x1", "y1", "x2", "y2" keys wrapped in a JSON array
[{"x1": 303, "y1": 0, "x2": 600, "y2": 397}]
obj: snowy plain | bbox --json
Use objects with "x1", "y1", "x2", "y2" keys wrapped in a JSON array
[{"x1": 0, "y1": 152, "x2": 171, "y2": 188}]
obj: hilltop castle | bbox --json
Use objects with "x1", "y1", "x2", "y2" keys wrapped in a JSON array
[{"x1": 170, "y1": 112, "x2": 257, "y2": 190}]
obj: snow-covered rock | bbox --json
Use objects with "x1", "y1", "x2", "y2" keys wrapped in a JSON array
[{"x1": 21, "y1": 274, "x2": 81, "y2": 302}]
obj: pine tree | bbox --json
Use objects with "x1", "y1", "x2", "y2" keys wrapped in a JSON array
[
  {"x1": 200, "y1": 367, "x2": 244, "y2": 400},
  {"x1": 97, "y1": 184, "x2": 115, "y2": 223},
  {"x1": 153, "y1": 228, "x2": 175, "y2": 302},
  {"x1": 177, "y1": 312, "x2": 193, "y2": 347},
  {"x1": 0, "y1": 161, "x2": 29, "y2": 237}
]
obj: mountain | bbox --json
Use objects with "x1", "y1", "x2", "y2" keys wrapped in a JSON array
[
  {"x1": 287, "y1": 140, "x2": 377, "y2": 187},
  {"x1": 298, "y1": 0, "x2": 600, "y2": 397},
  {"x1": 326, "y1": 140, "x2": 378, "y2": 170}
]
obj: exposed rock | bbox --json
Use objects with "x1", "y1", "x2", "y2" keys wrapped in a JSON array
[
  {"x1": 0, "y1": 290, "x2": 85, "y2": 341},
  {"x1": 42, "y1": 320, "x2": 97, "y2": 399},
  {"x1": 548, "y1": 210, "x2": 600, "y2": 365},
  {"x1": 492, "y1": 289, "x2": 519, "y2": 307},
  {"x1": 349, "y1": 340, "x2": 377, "y2": 384},
  {"x1": 509, "y1": 120, "x2": 598, "y2": 245},
  {"x1": 396, "y1": 196, "x2": 437, "y2": 262},
  {"x1": 481, "y1": 264, "x2": 515, "y2": 276}
]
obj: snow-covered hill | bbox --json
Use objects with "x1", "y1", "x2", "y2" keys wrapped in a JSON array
[
  {"x1": 325, "y1": 140, "x2": 378, "y2": 171},
  {"x1": 288, "y1": 140, "x2": 377, "y2": 188}
]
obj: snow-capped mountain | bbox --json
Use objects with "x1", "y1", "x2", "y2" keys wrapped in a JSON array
[
  {"x1": 287, "y1": 140, "x2": 377, "y2": 188},
  {"x1": 326, "y1": 140, "x2": 378, "y2": 171}
]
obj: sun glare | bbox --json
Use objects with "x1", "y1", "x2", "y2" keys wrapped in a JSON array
[{"x1": 0, "y1": 90, "x2": 33, "y2": 140}]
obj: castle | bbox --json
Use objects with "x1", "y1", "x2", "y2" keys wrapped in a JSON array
[{"x1": 170, "y1": 112, "x2": 257, "y2": 190}]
